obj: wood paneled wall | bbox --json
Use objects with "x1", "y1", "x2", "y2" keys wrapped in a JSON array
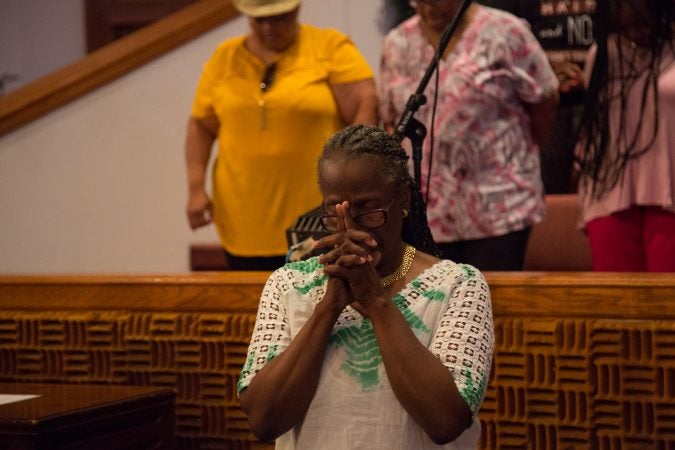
[{"x1": 1, "y1": 272, "x2": 674, "y2": 449}]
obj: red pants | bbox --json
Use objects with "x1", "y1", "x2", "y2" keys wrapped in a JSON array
[{"x1": 586, "y1": 205, "x2": 675, "y2": 272}]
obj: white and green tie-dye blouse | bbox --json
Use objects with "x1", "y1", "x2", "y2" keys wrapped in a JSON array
[{"x1": 238, "y1": 257, "x2": 494, "y2": 450}]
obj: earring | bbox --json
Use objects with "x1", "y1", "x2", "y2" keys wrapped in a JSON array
[{"x1": 401, "y1": 209, "x2": 409, "y2": 218}]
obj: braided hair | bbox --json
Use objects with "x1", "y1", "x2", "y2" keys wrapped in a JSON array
[
  {"x1": 319, "y1": 124, "x2": 440, "y2": 257},
  {"x1": 575, "y1": 0, "x2": 674, "y2": 198}
]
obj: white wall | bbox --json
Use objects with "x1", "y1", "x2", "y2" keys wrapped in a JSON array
[{"x1": 0, "y1": 1, "x2": 384, "y2": 274}]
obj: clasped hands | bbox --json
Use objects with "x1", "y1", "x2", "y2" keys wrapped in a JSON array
[{"x1": 315, "y1": 201, "x2": 386, "y2": 314}]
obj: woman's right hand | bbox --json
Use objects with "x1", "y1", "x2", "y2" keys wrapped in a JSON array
[{"x1": 186, "y1": 189, "x2": 212, "y2": 230}]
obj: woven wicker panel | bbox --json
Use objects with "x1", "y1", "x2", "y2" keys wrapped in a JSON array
[
  {"x1": 0, "y1": 311, "x2": 256, "y2": 449},
  {"x1": 480, "y1": 318, "x2": 675, "y2": 450},
  {"x1": 2, "y1": 311, "x2": 675, "y2": 449}
]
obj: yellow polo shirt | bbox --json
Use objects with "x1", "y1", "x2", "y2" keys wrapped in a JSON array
[{"x1": 191, "y1": 24, "x2": 373, "y2": 256}]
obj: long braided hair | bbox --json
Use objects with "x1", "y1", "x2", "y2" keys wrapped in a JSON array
[
  {"x1": 575, "y1": 0, "x2": 674, "y2": 198},
  {"x1": 319, "y1": 124, "x2": 440, "y2": 257}
]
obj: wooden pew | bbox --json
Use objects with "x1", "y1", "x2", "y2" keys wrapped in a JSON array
[{"x1": 0, "y1": 272, "x2": 674, "y2": 449}]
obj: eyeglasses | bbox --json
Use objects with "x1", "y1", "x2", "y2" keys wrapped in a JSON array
[{"x1": 320, "y1": 197, "x2": 397, "y2": 232}]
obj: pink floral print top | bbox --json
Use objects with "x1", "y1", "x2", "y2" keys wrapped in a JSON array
[{"x1": 380, "y1": 6, "x2": 558, "y2": 243}]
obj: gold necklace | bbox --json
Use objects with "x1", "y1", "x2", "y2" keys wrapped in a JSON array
[{"x1": 379, "y1": 244, "x2": 416, "y2": 288}]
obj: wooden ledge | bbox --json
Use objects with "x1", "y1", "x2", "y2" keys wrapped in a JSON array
[
  {"x1": 0, "y1": 272, "x2": 270, "y2": 312},
  {"x1": 1, "y1": 272, "x2": 674, "y2": 318},
  {"x1": 485, "y1": 271, "x2": 675, "y2": 318}
]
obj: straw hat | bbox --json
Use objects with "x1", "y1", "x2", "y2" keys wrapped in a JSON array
[{"x1": 232, "y1": 0, "x2": 301, "y2": 18}]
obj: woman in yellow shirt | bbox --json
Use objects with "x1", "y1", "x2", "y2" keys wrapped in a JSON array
[{"x1": 185, "y1": 0, "x2": 377, "y2": 270}]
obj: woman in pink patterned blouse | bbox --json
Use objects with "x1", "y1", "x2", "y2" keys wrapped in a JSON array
[{"x1": 380, "y1": 0, "x2": 559, "y2": 270}]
